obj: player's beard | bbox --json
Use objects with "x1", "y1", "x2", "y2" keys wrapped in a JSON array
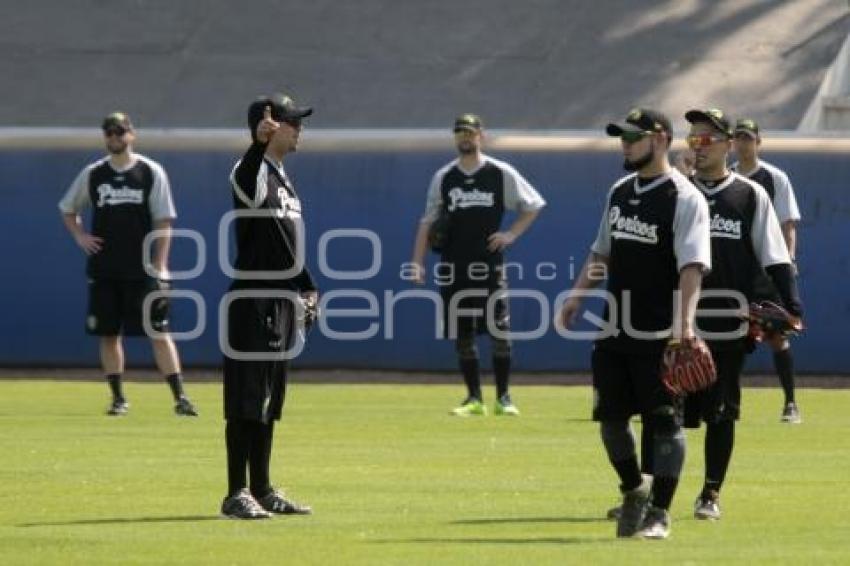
[
  {"x1": 623, "y1": 141, "x2": 655, "y2": 172},
  {"x1": 107, "y1": 140, "x2": 129, "y2": 155},
  {"x1": 457, "y1": 141, "x2": 477, "y2": 155}
]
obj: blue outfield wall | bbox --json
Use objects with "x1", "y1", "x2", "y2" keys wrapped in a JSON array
[{"x1": 2, "y1": 141, "x2": 849, "y2": 372}]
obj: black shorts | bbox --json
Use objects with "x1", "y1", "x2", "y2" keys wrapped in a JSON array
[
  {"x1": 684, "y1": 341, "x2": 747, "y2": 427},
  {"x1": 223, "y1": 296, "x2": 295, "y2": 423},
  {"x1": 86, "y1": 278, "x2": 168, "y2": 336},
  {"x1": 440, "y1": 271, "x2": 510, "y2": 338},
  {"x1": 591, "y1": 344, "x2": 679, "y2": 423}
]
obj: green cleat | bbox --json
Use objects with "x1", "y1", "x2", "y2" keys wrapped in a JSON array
[
  {"x1": 494, "y1": 394, "x2": 520, "y2": 416},
  {"x1": 450, "y1": 398, "x2": 487, "y2": 416}
]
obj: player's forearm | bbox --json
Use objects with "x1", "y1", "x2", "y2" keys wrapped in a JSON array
[
  {"x1": 765, "y1": 263, "x2": 803, "y2": 317},
  {"x1": 152, "y1": 220, "x2": 172, "y2": 274},
  {"x1": 573, "y1": 252, "x2": 609, "y2": 292},
  {"x1": 233, "y1": 141, "x2": 268, "y2": 199},
  {"x1": 62, "y1": 213, "x2": 85, "y2": 238},
  {"x1": 675, "y1": 263, "x2": 704, "y2": 339},
  {"x1": 411, "y1": 221, "x2": 431, "y2": 265},
  {"x1": 506, "y1": 209, "x2": 540, "y2": 239},
  {"x1": 782, "y1": 221, "x2": 797, "y2": 260}
]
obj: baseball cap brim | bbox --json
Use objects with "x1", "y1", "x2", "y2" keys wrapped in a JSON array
[
  {"x1": 733, "y1": 128, "x2": 758, "y2": 139},
  {"x1": 685, "y1": 109, "x2": 730, "y2": 135},
  {"x1": 605, "y1": 122, "x2": 644, "y2": 136}
]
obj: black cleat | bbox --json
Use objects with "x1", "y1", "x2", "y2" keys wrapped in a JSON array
[
  {"x1": 221, "y1": 489, "x2": 272, "y2": 519},
  {"x1": 174, "y1": 397, "x2": 198, "y2": 417},
  {"x1": 616, "y1": 474, "x2": 651, "y2": 537},
  {"x1": 255, "y1": 489, "x2": 312, "y2": 515},
  {"x1": 781, "y1": 402, "x2": 801, "y2": 424},
  {"x1": 107, "y1": 399, "x2": 129, "y2": 416}
]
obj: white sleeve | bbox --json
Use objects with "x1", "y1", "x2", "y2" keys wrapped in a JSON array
[
  {"x1": 589, "y1": 207, "x2": 611, "y2": 257},
  {"x1": 148, "y1": 161, "x2": 177, "y2": 220},
  {"x1": 772, "y1": 171, "x2": 801, "y2": 223},
  {"x1": 420, "y1": 170, "x2": 443, "y2": 223},
  {"x1": 672, "y1": 186, "x2": 712, "y2": 272},
  {"x1": 751, "y1": 184, "x2": 792, "y2": 267},
  {"x1": 502, "y1": 164, "x2": 546, "y2": 212},
  {"x1": 58, "y1": 166, "x2": 92, "y2": 214}
]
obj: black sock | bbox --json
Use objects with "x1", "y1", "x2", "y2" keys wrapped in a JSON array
[
  {"x1": 493, "y1": 356, "x2": 511, "y2": 399},
  {"x1": 651, "y1": 476, "x2": 679, "y2": 510},
  {"x1": 106, "y1": 374, "x2": 124, "y2": 402},
  {"x1": 225, "y1": 419, "x2": 252, "y2": 496},
  {"x1": 703, "y1": 420, "x2": 735, "y2": 497},
  {"x1": 773, "y1": 349, "x2": 796, "y2": 404},
  {"x1": 165, "y1": 373, "x2": 185, "y2": 401},
  {"x1": 459, "y1": 358, "x2": 482, "y2": 400},
  {"x1": 250, "y1": 422, "x2": 275, "y2": 498},
  {"x1": 612, "y1": 456, "x2": 643, "y2": 492},
  {"x1": 639, "y1": 420, "x2": 654, "y2": 475}
]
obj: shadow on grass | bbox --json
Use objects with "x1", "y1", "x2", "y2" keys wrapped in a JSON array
[
  {"x1": 18, "y1": 515, "x2": 221, "y2": 527},
  {"x1": 371, "y1": 536, "x2": 610, "y2": 545},
  {"x1": 451, "y1": 516, "x2": 607, "y2": 525}
]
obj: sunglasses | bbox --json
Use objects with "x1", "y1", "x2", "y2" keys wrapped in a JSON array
[
  {"x1": 103, "y1": 127, "x2": 128, "y2": 137},
  {"x1": 620, "y1": 130, "x2": 652, "y2": 143},
  {"x1": 687, "y1": 133, "x2": 727, "y2": 148}
]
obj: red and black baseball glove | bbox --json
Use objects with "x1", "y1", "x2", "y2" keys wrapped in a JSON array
[
  {"x1": 661, "y1": 337, "x2": 717, "y2": 396},
  {"x1": 746, "y1": 301, "x2": 803, "y2": 342}
]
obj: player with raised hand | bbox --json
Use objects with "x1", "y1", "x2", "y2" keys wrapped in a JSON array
[{"x1": 558, "y1": 108, "x2": 711, "y2": 539}]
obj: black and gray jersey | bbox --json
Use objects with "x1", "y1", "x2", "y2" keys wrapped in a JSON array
[
  {"x1": 229, "y1": 142, "x2": 315, "y2": 292},
  {"x1": 732, "y1": 159, "x2": 801, "y2": 223},
  {"x1": 421, "y1": 154, "x2": 545, "y2": 271},
  {"x1": 691, "y1": 173, "x2": 791, "y2": 339},
  {"x1": 591, "y1": 169, "x2": 711, "y2": 353},
  {"x1": 59, "y1": 153, "x2": 176, "y2": 280}
]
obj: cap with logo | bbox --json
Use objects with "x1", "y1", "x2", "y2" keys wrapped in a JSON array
[
  {"x1": 101, "y1": 112, "x2": 133, "y2": 131},
  {"x1": 685, "y1": 108, "x2": 733, "y2": 137},
  {"x1": 248, "y1": 92, "x2": 313, "y2": 133},
  {"x1": 606, "y1": 108, "x2": 672, "y2": 137},
  {"x1": 453, "y1": 113, "x2": 483, "y2": 133},
  {"x1": 734, "y1": 118, "x2": 760, "y2": 139}
]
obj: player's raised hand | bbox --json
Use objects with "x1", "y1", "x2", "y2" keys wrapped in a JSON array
[
  {"x1": 74, "y1": 232, "x2": 104, "y2": 255},
  {"x1": 256, "y1": 105, "x2": 280, "y2": 143}
]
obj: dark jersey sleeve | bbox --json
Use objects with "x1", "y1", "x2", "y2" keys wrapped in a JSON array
[
  {"x1": 232, "y1": 141, "x2": 268, "y2": 203},
  {"x1": 765, "y1": 263, "x2": 803, "y2": 317}
]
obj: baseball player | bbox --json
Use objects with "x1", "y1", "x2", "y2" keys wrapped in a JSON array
[
  {"x1": 731, "y1": 118, "x2": 803, "y2": 423},
  {"x1": 220, "y1": 94, "x2": 317, "y2": 520},
  {"x1": 558, "y1": 108, "x2": 711, "y2": 539},
  {"x1": 410, "y1": 114, "x2": 545, "y2": 417},
  {"x1": 58, "y1": 112, "x2": 197, "y2": 417},
  {"x1": 683, "y1": 108, "x2": 804, "y2": 520}
]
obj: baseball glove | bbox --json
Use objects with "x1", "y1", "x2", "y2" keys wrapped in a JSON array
[
  {"x1": 660, "y1": 337, "x2": 717, "y2": 396},
  {"x1": 427, "y1": 210, "x2": 451, "y2": 253},
  {"x1": 746, "y1": 301, "x2": 802, "y2": 341}
]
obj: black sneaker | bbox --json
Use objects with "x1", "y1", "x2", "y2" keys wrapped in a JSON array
[
  {"x1": 107, "y1": 399, "x2": 129, "y2": 416},
  {"x1": 221, "y1": 489, "x2": 272, "y2": 519},
  {"x1": 637, "y1": 506, "x2": 671, "y2": 539},
  {"x1": 781, "y1": 402, "x2": 801, "y2": 424},
  {"x1": 174, "y1": 397, "x2": 199, "y2": 417},
  {"x1": 606, "y1": 503, "x2": 622, "y2": 520},
  {"x1": 255, "y1": 489, "x2": 312, "y2": 515},
  {"x1": 616, "y1": 474, "x2": 652, "y2": 537},
  {"x1": 694, "y1": 490, "x2": 722, "y2": 520}
]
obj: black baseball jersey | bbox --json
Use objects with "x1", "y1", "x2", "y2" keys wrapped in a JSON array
[
  {"x1": 422, "y1": 155, "x2": 545, "y2": 285},
  {"x1": 691, "y1": 173, "x2": 790, "y2": 341},
  {"x1": 229, "y1": 142, "x2": 316, "y2": 292},
  {"x1": 59, "y1": 154, "x2": 176, "y2": 279},
  {"x1": 591, "y1": 170, "x2": 711, "y2": 353},
  {"x1": 732, "y1": 160, "x2": 800, "y2": 223}
]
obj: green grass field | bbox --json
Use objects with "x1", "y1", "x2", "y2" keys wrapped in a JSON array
[{"x1": 1, "y1": 380, "x2": 848, "y2": 565}]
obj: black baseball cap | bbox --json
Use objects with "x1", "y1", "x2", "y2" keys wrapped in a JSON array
[
  {"x1": 101, "y1": 112, "x2": 133, "y2": 131},
  {"x1": 248, "y1": 93, "x2": 313, "y2": 133},
  {"x1": 685, "y1": 108, "x2": 733, "y2": 137},
  {"x1": 606, "y1": 108, "x2": 672, "y2": 138},
  {"x1": 453, "y1": 113, "x2": 483, "y2": 132},
  {"x1": 734, "y1": 118, "x2": 760, "y2": 138}
]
